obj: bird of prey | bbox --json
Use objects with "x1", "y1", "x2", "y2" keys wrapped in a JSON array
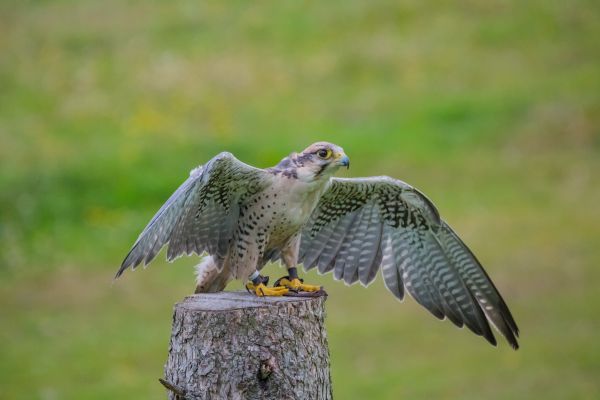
[{"x1": 116, "y1": 142, "x2": 519, "y2": 349}]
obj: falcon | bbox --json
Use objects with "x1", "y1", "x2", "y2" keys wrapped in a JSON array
[{"x1": 116, "y1": 142, "x2": 519, "y2": 349}]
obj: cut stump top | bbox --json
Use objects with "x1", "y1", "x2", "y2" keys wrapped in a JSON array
[{"x1": 178, "y1": 290, "x2": 325, "y2": 312}]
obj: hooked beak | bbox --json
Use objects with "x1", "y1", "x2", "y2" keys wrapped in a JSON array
[{"x1": 338, "y1": 154, "x2": 350, "y2": 169}]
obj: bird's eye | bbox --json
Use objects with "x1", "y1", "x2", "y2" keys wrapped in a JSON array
[{"x1": 317, "y1": 149, "x2": 331, "y2": 159}]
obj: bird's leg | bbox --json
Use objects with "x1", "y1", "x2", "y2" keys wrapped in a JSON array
[
  {"x1": 245, "y1": 270, "x2": 288, "y2": 297},
  {"x1": 274, "y1": 267, "x2": 322, "y2": 293},
  {"x1": 275, "y1": 237, "x2": 323, "y2": 294}
]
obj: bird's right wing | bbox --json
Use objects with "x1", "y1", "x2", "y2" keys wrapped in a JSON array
[
  {"x1": 116, "y1": 152, "x2": 272, "y2": 278},
  {"x1": 299, "y1": 176, "x2": 519, "y2": 349}
]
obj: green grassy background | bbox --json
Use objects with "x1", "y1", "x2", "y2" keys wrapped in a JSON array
[{"x1": 1, "y1": 0, "x2": 599, "y2": 398}]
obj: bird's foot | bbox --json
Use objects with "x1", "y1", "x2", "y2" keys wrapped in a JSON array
[
  {"x1": 245, "y1": 282, "x2": 289, "y2": 297},
  {"x1": 275, "y1": 276, "x2": 322, "y2": 292}
]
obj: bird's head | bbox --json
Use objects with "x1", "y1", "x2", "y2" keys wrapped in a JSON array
[{"x1": 278, "y1": 142, "x2": 349, "y2": 182}]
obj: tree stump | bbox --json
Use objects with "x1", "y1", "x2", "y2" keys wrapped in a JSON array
[{"x1": 162, "y1": 291, "x2": 332, "y2": 400}]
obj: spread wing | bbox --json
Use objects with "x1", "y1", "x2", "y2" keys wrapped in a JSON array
[
  {"x1": 299, "y1": 177, "x2": 519, "y2": 349},
  {"x1": 116, "y1": 152, "x2": 271, "y2": 278}
]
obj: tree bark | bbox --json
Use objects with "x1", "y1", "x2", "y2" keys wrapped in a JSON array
[{"x1": 162, "y1": 291, "x2": 332, "y2": 400}]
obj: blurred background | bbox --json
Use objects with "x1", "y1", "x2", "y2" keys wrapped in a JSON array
[{"x1": 1, "y1": 0, "x2": 599, "y2": 399}]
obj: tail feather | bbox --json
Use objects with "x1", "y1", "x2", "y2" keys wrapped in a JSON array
[{"x1": 194, "y1": 256, "x2": 230, "y2": 293}]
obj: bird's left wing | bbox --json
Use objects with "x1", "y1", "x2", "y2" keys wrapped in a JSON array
[
  {"x1": 116, "y1": 152, "x2": 272, "y2": 278},
  {"x1": 299, "y1": 177, "x2": 519, "y2": 348}
]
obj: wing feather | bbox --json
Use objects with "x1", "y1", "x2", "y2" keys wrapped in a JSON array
[
  {"x1": 357, "y1": 206, "x2": 383, "y2": 286},
  {"x1": 438, "y1": 223, "x2": 519, "y2": 346},
  {"x1": 300, "y1": 176, "x2": 519, "y2": 348},
  {"x1": 116, "y1": 152, "x2": 270, "y2": 278},
  {"x1": 343, "y1": 204, "x2": 376, "y2": 285},
  {"x1": 315, "y1": 209, "x2": 362, "y2": 274},
  {"x1": 380, "y1": 226, "x2": 404, "y2": 299},
  {"x1": 334, "y1": 206, "x2": 367, "y2": 281},
  {"x1": 395, "y1": 228, "x2": 445, "y2": 320}
]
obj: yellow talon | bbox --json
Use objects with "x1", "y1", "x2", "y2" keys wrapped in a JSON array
[
  {"x1": 278, "y1": 277, "x2": 322, "y2": 292},
  {"x1": 246, "y1": 282, "x2": 289, "y2": 297}
]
